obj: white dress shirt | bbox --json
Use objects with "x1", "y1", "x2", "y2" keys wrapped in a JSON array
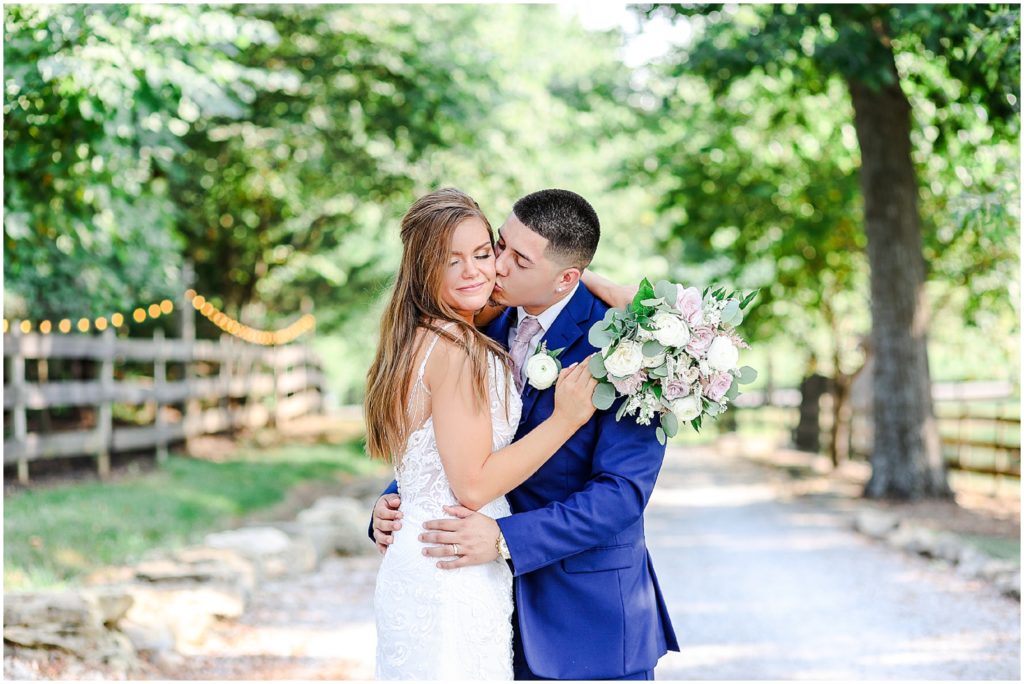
[{"x1": 509, "y1": 283, "x2": 580, "y2": 388}]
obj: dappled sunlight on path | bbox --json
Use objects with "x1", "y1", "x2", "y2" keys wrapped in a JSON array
[{"x1": 650, "y1": 444, "x2": 1020, "y2": 679}]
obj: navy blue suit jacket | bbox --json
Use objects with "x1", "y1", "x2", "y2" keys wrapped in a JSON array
[{"x1": 372, "y1": 284, "x2": 678, "y2": 678}]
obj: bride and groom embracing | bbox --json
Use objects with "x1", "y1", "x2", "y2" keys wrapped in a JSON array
[{"x1": 365, "y1": 188, "x2": 679, "y2": 680}]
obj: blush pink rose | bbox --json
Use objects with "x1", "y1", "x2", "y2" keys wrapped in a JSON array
[
  {"x1": 685, "y1": 325, "x2": 715, "y2": 358},
  {"x1": 662, "y1": 378, "x2": 692, "y2": 401},
  {"x1": 675, "y1": 286, "x2": 704, "y2": 327},
  {"x1": 611, "y1": 371, "x2": 645, "y2": 395},
  {"x1": 705, "y1": 371, "x2": 733, "y2": 402}
]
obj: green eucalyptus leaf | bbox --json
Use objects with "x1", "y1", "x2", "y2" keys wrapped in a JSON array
[
  {"x1": 592, "y1": 381, "x2": 617, "y2": 410},
  {"x1": 654, "y1": 280, "x2": 678, "y2": 303},
  {"x1": 589, "y1": 325, "x2": 613, "y2": 348},
  {"x1": 661, "y1": 410, "x2": 678, "y2": 438},
  {"x1": 642, "y1": 340, "x2": 665, "y2": 356}
]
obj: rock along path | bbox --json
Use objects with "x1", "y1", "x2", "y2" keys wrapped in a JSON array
[{"x1": 163, "y1": 445, "x2": 1020, "y2": 680}]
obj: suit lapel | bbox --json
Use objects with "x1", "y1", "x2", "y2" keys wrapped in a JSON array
[
  {"x1": 485, "y1": 307, "x2": 516, "y2": 352},
  {"x1": 519, "y1": 286, "x2": 595, "y2": 425}
]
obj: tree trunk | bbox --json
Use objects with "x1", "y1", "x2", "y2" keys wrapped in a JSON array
[
  {"x1": 794, "y1": 371, "x2": 828, "y2": 454},
  {"x1": 848, "y1": 67, "x2": 952, "y2": 500},
  {"x1": 829, "y1": 371, "x2": 851, "y2": 468}
]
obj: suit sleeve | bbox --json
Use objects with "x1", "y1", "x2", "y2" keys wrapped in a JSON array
[
  {"x1": 366, "y1": 478, "x2": 400, "y2": 543},
  {"x1": 495, "y1": 400, "x2": 667, "y2": 576}
]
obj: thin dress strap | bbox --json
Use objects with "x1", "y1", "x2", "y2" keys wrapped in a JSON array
[{"x1": 415, "y1": 322, "x2": 456, "y2": 396}]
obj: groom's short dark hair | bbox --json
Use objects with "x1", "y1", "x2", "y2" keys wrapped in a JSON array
[{"x1": 513, "y1": 189, "x2": 600, "y2": 269}]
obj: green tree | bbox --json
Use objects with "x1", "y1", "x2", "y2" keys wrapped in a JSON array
[
  {"x1": 3, "y1": 4, "x2": 280, "y2": 320},
  {"x1": 636, "y1": 3, "x2": 1020, "y2": 499}
]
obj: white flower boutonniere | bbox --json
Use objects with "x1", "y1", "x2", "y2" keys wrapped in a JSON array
[{"x1": 525, "y1": 341, "x2": 565, "y2": 390}]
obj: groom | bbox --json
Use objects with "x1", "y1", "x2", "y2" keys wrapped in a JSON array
[{"x1": 371, "y1": 189, "x2": 679, "y2": 680}]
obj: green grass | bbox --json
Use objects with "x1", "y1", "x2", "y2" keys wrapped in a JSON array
[
  {"x1": 955, "y1": 533, "x2": 1021, "y2": 562},
  {"x1": 4, "y1": 439, "x2": 383, "y2": 591}
]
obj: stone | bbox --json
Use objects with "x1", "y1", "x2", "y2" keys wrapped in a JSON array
[
  {"x1": 992, "y1": 570, "x2": 1021, "y2": 599},
  {"x1": 956, "y1": 545, "x2": 991, "y2": 578},
  {"x1": 852, "y1": 510, "x2": 900, "y2": 538},
  {"x1": 80, "y1": 587, "x2": 134, "y2": 625},
  {"x1": 120, "y1": 584, "x2": 244, "y2": 651},
  {"x1": 3, "y1": 591, "x2": 137, "y2": 666},
  {"x1": 135, "y1": 546, "x2": 257, "y2": 596},
  {"x1": 976, "y1": 559, "x2": 1021, "y2": 582},
  {"x1": 260, "y1": 520, "x2": 336, "y2": 565},
  {"x1": 298, "y1": 496, "x2": 375, "y2": 555},
  {"x1": 204, "y1": 526, "x2": 314, "y2": 578}
]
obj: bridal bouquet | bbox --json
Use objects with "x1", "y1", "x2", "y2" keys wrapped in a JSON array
[{"x1": 588, "y1": 278, "x2": 758, "y2": 444}]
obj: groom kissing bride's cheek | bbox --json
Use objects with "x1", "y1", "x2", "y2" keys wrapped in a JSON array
[{"x1": 367, "y1": 188, "x2": 678, "y2": 680}]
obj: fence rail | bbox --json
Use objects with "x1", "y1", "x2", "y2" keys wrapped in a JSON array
[
  {"x1": 736, "y1": 381, "x2": 1020, "y2": 485},
  {"x1": 3, "y1": 322, "x2": 327, "y2": 483}
]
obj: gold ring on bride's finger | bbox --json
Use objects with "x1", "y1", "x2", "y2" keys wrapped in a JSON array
[{"x1": 451, "y1": 543, "x2": 460, "y2": 556}]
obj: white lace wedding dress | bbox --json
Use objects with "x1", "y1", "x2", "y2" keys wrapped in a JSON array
[{"x1": 374, "y1": 326, "x2": 522, "y2": 680}]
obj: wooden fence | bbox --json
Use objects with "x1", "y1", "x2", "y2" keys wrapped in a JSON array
[
  {"x1": 734, "y1": 381, "x2": 1021, "y2": 486},
  {"x1": 3, "y1": 324, "x2": 327, "y2": 484}
]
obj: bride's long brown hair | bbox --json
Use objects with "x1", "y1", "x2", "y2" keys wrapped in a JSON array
[{"x1": 364, "y1": 188, "x2": 511, "y2": 463}]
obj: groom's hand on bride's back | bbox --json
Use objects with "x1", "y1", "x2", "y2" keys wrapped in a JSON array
[
  {"x1": 373, "y1": 493, "x2": 403, "y2": 554},
  {"x1": 421, "y1": 505, "x2": 500, "y2": 569}
]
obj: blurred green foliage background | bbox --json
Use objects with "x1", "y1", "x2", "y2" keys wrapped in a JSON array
[{"x1": 4, "y1": 3, "x2": 1019, "y2": 402}]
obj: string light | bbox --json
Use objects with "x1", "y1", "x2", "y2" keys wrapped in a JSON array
[
  {"x1": 185, "y1": 290, "x2": 315, "y2": 346},
  {"x1": 4, "y1": 292, "x2": 313, "y2": 346}
]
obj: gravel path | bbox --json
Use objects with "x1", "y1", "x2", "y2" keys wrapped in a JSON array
[
  {"x1": 162, "y1": 445, "x2": 1020, "y2": 680},
  {"x1": 650, "y1": 445, "x2": 1020, "y2": 680}
]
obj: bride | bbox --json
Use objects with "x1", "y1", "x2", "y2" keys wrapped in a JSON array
[{"x1": 364, "y1": 188, "x2": 599, "y2": 679}]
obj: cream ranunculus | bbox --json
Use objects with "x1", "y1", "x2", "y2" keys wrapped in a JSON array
[
  {"x1": 604, "y1": 340, "x2": 645, "y2": 378},
  {"x1": 670, "y1": 394, "x2": 702, "y2": 422},
  {"x1": 651, "y1": 312, "x2": 691, "y2": 348},
  {"x1": 525, "y1": 353, "x2": 559, "y2": 390},
  {"x1": 642, "y1": 351, "x2": 666, "y2": 369},
  {"x1": 706, "y1": 336, "x2": 739, "y2": 372}
]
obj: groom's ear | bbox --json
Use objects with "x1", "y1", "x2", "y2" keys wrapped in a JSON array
[{"x1": 556, "y1": 267, "x2": 581, "y2": 293}]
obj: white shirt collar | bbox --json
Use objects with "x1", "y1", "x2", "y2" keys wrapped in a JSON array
[{"x1": 516, "y1": 282, "x2": 580, "y2": 334}]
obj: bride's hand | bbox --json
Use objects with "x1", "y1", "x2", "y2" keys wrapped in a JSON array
[{"x1": 552, "y1": 357, "x2": 599, "y2": 428}]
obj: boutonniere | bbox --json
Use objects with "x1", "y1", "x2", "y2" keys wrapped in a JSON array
[{"x1": 525, "y1": 341, "x2": 565, "y2": 390}]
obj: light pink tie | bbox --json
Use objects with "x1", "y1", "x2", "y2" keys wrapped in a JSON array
[{"x1": 510, "y1": 316, "x2": 543, "y2": 392}]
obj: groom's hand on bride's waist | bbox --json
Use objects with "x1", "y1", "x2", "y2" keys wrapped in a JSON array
[
  {"x1": 373, "y1": 494, "x2": 403, "y2": 554},
  {"x1": 420, "y1": 505, "x2": 500, "y2": 569}
]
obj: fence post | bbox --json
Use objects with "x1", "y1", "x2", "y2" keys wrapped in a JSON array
[
  {"x1": 272, "y1": 346, "x2": 282, "y2": 427},
  {"x1": 180, "y1": 262, "x2": 198, "y2": 448},
  {"x1": 220, "y1": 333, "x2": 232, "y2": 431},
  {"x1": 154, "y1": 327, "x2": 168, "y2": 464},
  {"x1": 96, "y1": 326, "x2": 114, "y2": 479},
  {"x1": 11, "y1": 323, "x2": 29, "y2": 484}
]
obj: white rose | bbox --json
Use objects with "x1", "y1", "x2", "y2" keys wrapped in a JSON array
[
  {"x1": 706, "y1": 336, "x2": 739, "y2": 372},
  {"x1": 526, "y1": 353, "x2": 559, "y2": 390},
  {"x1": 604, "y1": 341, "x2": 644, "y2": 378},
  {"x1": 683, "y1": 366, "x2": 700, "y2": 384},
  {"x1": 651, "y1": 312, "x2": 691, "y2": 348},
  {"x1": 670, "y1": 394, "x2": 702, "y2": 422}
]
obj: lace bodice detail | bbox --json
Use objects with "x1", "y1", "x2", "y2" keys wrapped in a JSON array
[{"x1": 395, "y1": 328, "x2": 521, "y2": 521}]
